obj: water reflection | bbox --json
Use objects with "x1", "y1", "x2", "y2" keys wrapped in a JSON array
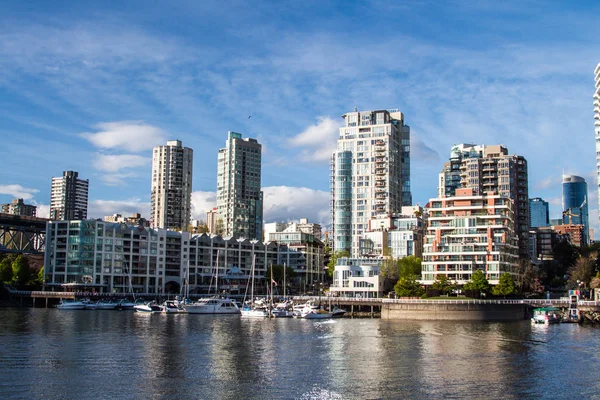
[{"x1": 1, "y1": 310, "x2": 600, "y2": 399}]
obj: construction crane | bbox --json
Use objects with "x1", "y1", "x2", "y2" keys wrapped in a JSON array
[{"x1": 562, "y1": 197, "x2": 586, "y2": 225}]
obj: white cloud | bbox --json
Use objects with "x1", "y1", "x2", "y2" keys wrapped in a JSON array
[
  {"x1": 0, "y1": 184, "x2": 39, "y2": 200},
  {"x1": 190, "y1": 186, "x2": 330, "y2": 227},
  {"x1": 263, "y1": 186, "x2": 329, "y2": 226},
  {"x1": 288, "y1": 117, "x2": 339, "y2": 162},
  {"x1": 88, "y1": 199, "x2": 151, "y2": 219},
  {"x1": 190, "y1": 191, "x2": 217, "y2": 221},
  {"x1": 100, "y1": 172, "x2": 140, "y2": 187},
  {"x1": 93, "y1": 154, "x2": 149, "y2": 172},
  {"x1": 81, "y1": 121, "x2": 167, "y2": 152}
]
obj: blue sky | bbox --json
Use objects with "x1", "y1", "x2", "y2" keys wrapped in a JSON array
[{"x1": 1, "y1": 1, "x2": 599, "y2": 233}]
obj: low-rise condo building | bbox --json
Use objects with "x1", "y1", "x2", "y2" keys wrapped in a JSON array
[{"x1": 421, "y1": 188, "x2": 519, "y2": 286}]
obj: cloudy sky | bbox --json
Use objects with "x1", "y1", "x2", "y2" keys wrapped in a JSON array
[{"x1": 0, "y1": 1, "x2": 599, "y2": 232}]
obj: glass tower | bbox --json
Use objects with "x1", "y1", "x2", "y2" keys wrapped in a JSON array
[
  {"x1": 562, "y1": 175, "x2": 589, "y2": 245},
  {"x1": 529, "y1": 197, "x2": 549, "y2": 228}
]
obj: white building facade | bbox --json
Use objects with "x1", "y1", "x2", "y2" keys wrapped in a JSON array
[
  {"x1": 330, "y1": 109, "x2": 410, "y2": 256},
  {"x1": 330, "y1": 258, "x2": 384, "y2": 298},
  {"x1": 151, "y1": 140, "x2": 193, "y2": 231}
]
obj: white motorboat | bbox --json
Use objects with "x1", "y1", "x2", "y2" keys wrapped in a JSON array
[
  {"x1": 271, "y1": 300, "x2": 294, "y2": 318},
  {"x1": 95, "y1": 300, "x2": 119, "y2": 310},
  {"x1": 56, "y1": 299, "x2": 86, "y2": 310},
  {"x1": 184, "y1": 297, "x2": 240, "y2": 314},
  {"x1": 117, "y1": 298, "x2": 136, "y2": 310},
  {"x1": 162, "y1": 300, "x2": 186, "y2": 314},
  {"x1": 134, "y1": 302, "x2": 163, "y2": 313},
  {"x1": 330, "y1": 307, "x2": 346, "y2": 318},
  {"x1": 298, "y1": 305, "x2": 333, "y2": 319}
]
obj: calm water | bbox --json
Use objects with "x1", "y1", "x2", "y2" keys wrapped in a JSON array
[{"x1": 0, "y1": 309, "x2": 599, "y2": 400}]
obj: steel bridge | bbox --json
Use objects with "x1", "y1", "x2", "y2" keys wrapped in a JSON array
[{"x1": 0, "y1": 213, "x2": 48, "y2": 253}]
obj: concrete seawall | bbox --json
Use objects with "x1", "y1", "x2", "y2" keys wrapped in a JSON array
[{"x1": 382, "y1": 302, "x2": 528, "y2": 321}]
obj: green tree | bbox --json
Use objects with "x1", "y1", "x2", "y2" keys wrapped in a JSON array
[
  {"x1": 0, "y1": 257, "x2": 13, "y2": 283},
  {"x1": 264, "y1": 264, "x2": 297, "y2": 285},
  {"x1": 37, "y1": 266, "x2": 45, "y2": 285},
  {"x1": 394, "y1": 274, "x2": 424, "y2": 298},
  {"x1": 431, "y1": 274, "x2": 452, "y2": 294},
  {"x1": 492, "y1": 272, "x2": 517, "y2": 298},
  {"x1": 398, "y1": 255, "x2": 422, "y2": 279},
  {"x1": 567, "y1": 253, "x2": 596, "y2": 289},
  {"x1": 463, "y1": 270, "x2": 491, "y2": 297},
  {"x1": 326, "y1": 250, "x2": 350, "y2": 278},
  {"x1": 12, "y1": 255, "x2": 31, "y2": 286}
]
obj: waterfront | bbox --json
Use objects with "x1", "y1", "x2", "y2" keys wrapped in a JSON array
[{"x1": 1, "y1": 309, "x2": 599, "y2": 399}]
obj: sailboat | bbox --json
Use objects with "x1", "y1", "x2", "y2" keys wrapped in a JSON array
[
  {"x1": 271, "y1": 263, "x2": 294, "y2": 318},
  {"x1": 184, "y1": 250, "x2": 240, "y2": 315},
  {"x1": 240, "y1": 254, "x2": 269, "y2": 318}
]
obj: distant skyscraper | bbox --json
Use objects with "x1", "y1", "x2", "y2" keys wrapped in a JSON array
[
  {"x1": 1, "y1": 198, "x2": 37, "y2": 217},
  {"x1": 50, "y1": 171, "x2": 89, "y2": 221},
  {"x1": 529, "y1": 197, "x2": 549, "y2": 228},
  {"x1": 562, "y1": 175, "x2": 589, "y2": 245},
  {"x1": 456, "y1": 145, "x2": 529, "y2": 259},
  {"x1": 206, "y1": 208, "x2": 218, "y2": 234},
  {"x1": 216, "y1": 131, "x2": 263, "y2": 239},
  {"x1": 330, "y1": 108, "x2": 410, "y2": 256},
  {"x1": 151, "y1": 140, "x2": 193, "y2": 231},
  {"x1": 594, "y1": 63, "x2": 600, "y2": 229}
]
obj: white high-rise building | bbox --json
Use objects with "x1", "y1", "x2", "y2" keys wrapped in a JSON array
[
  {"x1": 151, "y1": 140, "x2": 193, "y2": 231},
  {"x1": 50, "y1": 170, "x2": 89, "y2": 220},
  {"x1": 330, "y1": 108, "x2": 410, "y2": 256},
  {"x1": 594, "y1": 63, "x2": 600, "y2": 227},
  {"x1": 216, "y1": 131, "x2": 263, "y2": 240}
]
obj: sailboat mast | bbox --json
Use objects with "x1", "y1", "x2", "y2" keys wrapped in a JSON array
[
  {"x1": 251, "y1": 254, "x2": 255, "y2": 302},
  {"x1": 215, "y1": 249, "x2": 219, "y2": 296},
  {"x1": 283, "y1": 262, "x2": 286, "y2": 299}
]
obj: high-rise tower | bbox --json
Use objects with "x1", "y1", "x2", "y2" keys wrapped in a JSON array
[
  {"x1": 50, "y1": 170, "x2": 89, "y2": 220},
  {"x1": 457, "y1": 145, "x2": 530, "y2": 259},
  {"x1": 216, "y1": 131, "x2": 263, "y2": 240},
  {"x1": 562, "y1": 175, "x2": 589, "y2": 245},
  {"x1": 330, "y1": 108, "x2": 410, "y2": 256},
  {"x1": 529, "y1": 197, "x2": 549, "y2": 228},
  {"x1": 594, "y1": 63, "x2": 600, "y2": 229},
  {"x1": 151, "y1": 140, "x2": 193, "y2": 231}
]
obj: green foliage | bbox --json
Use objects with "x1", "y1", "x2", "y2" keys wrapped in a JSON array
[
  {"x1": 492, "y1": 272, "x2": 517, "y2": 298},
  {"x1": 0, "y1": 257, "x2": 13, "y2": 283},
  {"x1": 394, "y1": 274, "x2": 424, "y2": 298},
  {"x1": 552, "y1": 238, "x2": 579, "y2": 280},
  {"x1": 11, "y1": 255, "x2": 31, "y2": 286},
  {"x1": 264, "y1": 264, "x2": 297, "y2": 284},
  {"x1": 463, "y1": 270, "x2": 490, "y2": 295},
  {"x1": 37, "y1": 266, "x2": 45, "y2": 285},
  {"x1": 567, "y1": 254, "x2": 596, "y2": 289},
  {"x1": 431, "y1": 274, "x2": 452, "y2": 294},
  {"x1": 326, "y1": 250, "x2": 350, "y2": 278},
  {"x1": 398, "y1": 256, "x2": 422, "y2": 279}
]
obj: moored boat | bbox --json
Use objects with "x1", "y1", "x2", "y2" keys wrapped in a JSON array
[
  {"x1": 56, "y1": 299, "x2": 87, "y2": 310},
  {"x1": 531, "y1": 307, "x2": 561, "y2": 324},
  {"x1": 184, "y1": 297, "x2": 240, "y2": 314},
  {"x1": 134, "y1": 302, "x2": 163, "y2": 313}
]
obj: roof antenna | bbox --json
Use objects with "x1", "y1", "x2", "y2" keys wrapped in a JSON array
[{"x1": 354, "y1": 106, "x2": 358, "y2": 112}]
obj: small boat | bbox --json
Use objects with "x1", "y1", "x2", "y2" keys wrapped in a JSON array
[
  {"x1": 296, "y1": 304, "x2": 333, "y2": 319},
  {"x1": 531, "y1": 307, "x2": 562, "y2": 324},
  {"x1": 184, "y1": 297, "x2": 240, "y2": 314},
  {"x1": 56, "y1": 299, "x2": 86, "y2": 310},
  {"x1": 82, "y1": 299, "x2": 98, "y2": 310},
  {"x1": 134, "y1": 302, "x2": 163, "y2": 313},
  {"x1": 271, "y1": 300, "x2": 294, "y2": 318},
  {"x1": 162, "y1": 300, "x2": 186, "y2": 314},
  {"x1": 95, "y1": 299, "x2": 119, "y2": 310},
  {"x1": 330, "y1": 307, "x2": 346, "y2": 318},
  {"x1": 240, "y1": 255, "x2": 270, "y2": 318},
  {"x1": 116, "y1": 298, "x2": 136, "y2": 310}
]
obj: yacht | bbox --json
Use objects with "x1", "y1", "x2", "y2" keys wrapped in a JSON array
[
  {"x1": 56, "y1": 299, "x2": 87, "y2": 310},
  {"x1": 95, "y1": 299, "x2": 119, "y2": 310},
  {"x1": 184, "y1": 297, "x2": 240, "y2": 314},
  {"x1": 134, "y1": 302, "x2": 163, "y2": 313}
]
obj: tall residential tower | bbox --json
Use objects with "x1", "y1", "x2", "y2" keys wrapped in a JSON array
[
  {"x1": 330, "y1": 108, "x2": 410, "y2": 256},
  {"x1": 216, "y1": 131, "x2": 263, "y2": 240},
  {"x1": 594, "y1": 63, "x2": 600, "y2": 229},
  {"x1": 151, "y1": 140, "x2": 193, "y2": 231},
  {"x1": 50, "y1": 170, "x2": 89, "y2": 220}
]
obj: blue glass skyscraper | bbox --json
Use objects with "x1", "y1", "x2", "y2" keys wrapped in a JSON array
[
  {"x1": 562, "y1": 175, "x2": 589, "y2": 245},
  {"x1": 529, "y1": 197, "x2": 549, "y2": 228}
]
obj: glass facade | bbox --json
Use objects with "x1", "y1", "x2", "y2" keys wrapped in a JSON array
[
  {"x1": 529, "y1": 197, "x2": 549, "y2": 228},
  {"x1": 562, "y1": 175, "x2": 589, "y2": 245}
]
